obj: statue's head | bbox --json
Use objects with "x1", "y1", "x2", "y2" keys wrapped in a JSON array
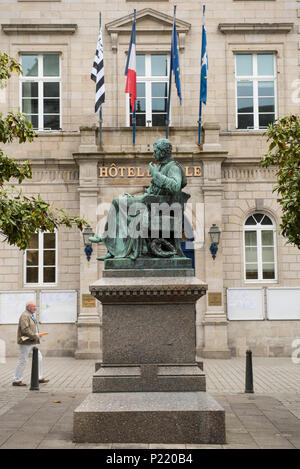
[{"x1": 153, "y1": 138, "x2": 172, "y2": 162}]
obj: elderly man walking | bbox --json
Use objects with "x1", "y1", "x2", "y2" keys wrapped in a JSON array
[{"x1": 12, "y1": 301, "x2": 49, "y2": 387}]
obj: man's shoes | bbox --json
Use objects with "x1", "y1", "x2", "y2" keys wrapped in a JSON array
[
  {"x1": 12, "y1": 381, "x2": 27, "y2": 386},
  {"x1": 39, "y1": 379, "x2": 49, "y2": 384}
]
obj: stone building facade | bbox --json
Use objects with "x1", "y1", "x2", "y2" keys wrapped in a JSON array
[{"x1": 0, "y1": 0, "x2": 299, "y2": 358}]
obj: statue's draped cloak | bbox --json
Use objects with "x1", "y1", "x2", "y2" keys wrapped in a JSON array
[{"x1": 102, "y1": 157, "x2": 186, "y2": 260}]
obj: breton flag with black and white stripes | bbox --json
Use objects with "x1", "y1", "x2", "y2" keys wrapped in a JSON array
[{"x1": 91, "y1": 24, "x2": 105, "y2": 112}]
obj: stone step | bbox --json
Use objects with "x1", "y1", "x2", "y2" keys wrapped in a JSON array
[
  {"x1": 73, "y1": 391, "x2": 226, "y2": 444},
  {"x1": 92, "y1": 364, "x2": 206, "y2": 392}
]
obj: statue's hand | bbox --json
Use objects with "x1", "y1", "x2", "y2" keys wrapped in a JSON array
[
  {"x1": 89, "y1": 236, "x2": 102, "y2": 244},
  {"x1": 149, "y1": 162, "x2": 159, "y2": 178}
]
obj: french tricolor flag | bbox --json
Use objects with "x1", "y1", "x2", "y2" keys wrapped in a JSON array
[{"x1": 125, "y1": 10, "x2": 137, "y2": 111}]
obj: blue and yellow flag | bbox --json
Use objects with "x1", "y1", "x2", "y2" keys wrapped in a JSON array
[
  {"x1": 200, "y1": 21, "x2": 208, "y2": 105},
  {"x1": 171, "y1": 22, "x2": 182, "y2": 105}
]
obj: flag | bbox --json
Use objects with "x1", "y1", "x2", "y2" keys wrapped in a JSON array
[
  {"x1": 200, "y1": 21, "x2": 208, "y2": 105},
  {"x1": 171, "y1": 21, "x2": 182, "y2": 105},
  {"x1": 125, "y1": 14, "x2": 136, "y2": 111},
  {"x1": 91, "y1": 24, "x2": 105, "y2": 113}
]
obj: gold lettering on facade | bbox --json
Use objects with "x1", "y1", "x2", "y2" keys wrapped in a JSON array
[
  {"x1": 98, "y1": 165, "x2": 202, "y2": 178},
  {"x1": 193, "y1": 166, "x2": 202, "y2": 177},
  {"x1": 127, "y1": 167, "x2": 136, "y2": 177},
  {"x1": 119, "y1": 166, "x2": 126, "y2": 177},
  {"x1": 136, "y1": 167, "x2": 145, "y2": 177},
  {"x1": 108, "y1": 163, "x2": 118, "y2": 178},
  {"x1": 99, "y1": 166, "x2": 108, "y2": 177},
  {"x1": 185, "y1": 166, "x2": 193, "y2": 177}
]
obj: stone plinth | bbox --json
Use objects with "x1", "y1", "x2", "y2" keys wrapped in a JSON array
[
  {"x1": 104, "y1": 257, "x2": 192, "y2": 270},
  {"x1": 91, "y1": 271, "x2": 203, "y2": 364},
  {"x1": 73, "y1": 392, "x2": 225, "y2": 444},
  {"x1": 92, "y1": 364, "x2": 206, "y2": 392},
  {"x1": 73, "y1": 268, "x2": 226, "y2": 444}
]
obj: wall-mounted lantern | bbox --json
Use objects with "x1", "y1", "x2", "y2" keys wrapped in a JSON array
[
  {"x1": 209, "y1": 224, "x2": 221, "y2": 260},
  {"x1": 83, "y1": 226, "x2": 95, "y2": 261}
]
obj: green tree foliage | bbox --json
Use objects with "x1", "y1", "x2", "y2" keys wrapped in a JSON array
[
  {"x1": 0, "y1": 52, "x2": 88, "y2": 250},
  {"x1": 261, "y1": 115, "x2": 300, "y2": 249}
]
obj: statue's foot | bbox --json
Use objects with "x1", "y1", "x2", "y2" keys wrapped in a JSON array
[
  {"x1": 97, "y1": 252, "x2": 113, "y2": 261},
  {"x1": 129, "y1": 254, "x2": 137, "y2": 260},
  {"x1": 89, "y1": 236, "x2": 102, "y2": 243}
]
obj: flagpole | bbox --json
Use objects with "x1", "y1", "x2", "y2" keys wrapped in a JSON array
[
  {"x1": 166, "y1": 5, "x2": 176, "y2": 140},
  {"x1": 198, "y1": 4, "x2": 206, "y2": 146},
  {"x1": 132, "y1": 9, "x2": 136, "y2": 145},
  {"x1": 99, "y1": 12, "x2": 103, "y2": 147}
]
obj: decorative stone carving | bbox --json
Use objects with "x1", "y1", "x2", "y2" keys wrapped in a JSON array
[{"x1": 106, "y1": 8, "x2": 191, "y2": 51}]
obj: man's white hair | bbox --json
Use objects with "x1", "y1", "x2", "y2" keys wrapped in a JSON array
[{"x1": 26, "y1": 301, "x2": 35, "y2": 310}]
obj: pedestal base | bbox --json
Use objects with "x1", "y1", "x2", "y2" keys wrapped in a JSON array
[
  {"x1": 73, "y1": 391, "x2": 226, "y2": 444},
  {"x1": 73, "y1": 268, "x2": 226, "y2": 444}
]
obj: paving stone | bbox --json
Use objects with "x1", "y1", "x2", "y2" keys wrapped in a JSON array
[
  {"x1": 237, "y1": 415, "x2": 279, "y2": 431},
  {"x1": 0, "y1": 429, "x2": 15, "y2": 446},
  {"x1": 230, "y1": 406, "x2": 263, "y2": 416},
  {"x1": 224, "y1": 444, "x2": 259, "y2": 449},
  {"x1": 74, "y1": 443, "x2": 113, "y2": 449},
  {"x1": 250, "y1": 431, "x2": 296, "y2": 449},
  {"x1": 111, "y1": 443, "x2": 150, "y2": 449},
  {"x1": 148, "y1": 444, "x2": 187, "y2": 449},
  {"x1": 288, "y1": 438, "x2": 300, "y2": 449},
  {"x1": 1, "y1": 431, "x2": 44, "y2": 449},
  {"x1": 186, "y1": 444, "x2": 223, "y2": 449},
  {"x1": 0, "y1": 358, "x2": 300, "y2": 449},
  {"x1": 37, "y1": 439, "x2": 76, "y2": 449},
  {"x1": 256, "y1": 443, "x2": 295, "y2": 449},
  {"x1": 226, "y1": 431, "x2": 257, "y2": 445}
]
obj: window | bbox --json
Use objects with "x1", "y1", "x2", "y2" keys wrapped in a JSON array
[
  {"x1": 128, "y1": 54, "x2": 169, "y2": 127},
  {"x1": 243, "y1": 213, "x2": 277, "y2": 282},
  {"x1": 20, "y1": 54, "x2": 61, "y2": 131},
  {"x1": 236, "y1": 53, "x2": 276, "y2": 130},
  {"x1": 24, "y1": 232, "x2": 57, "y2": 285}
]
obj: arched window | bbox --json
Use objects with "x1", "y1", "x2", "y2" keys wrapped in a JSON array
[{"x1": 243, "y1": 213, "x2": 277, "y2": 281}]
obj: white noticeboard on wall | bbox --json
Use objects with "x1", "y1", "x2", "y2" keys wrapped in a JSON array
[
  {"x1": 40, "y1": 290, "x2": 77, "y2": 324},
  {"x1": 267, "y1": 287, "x2": 300, "y2": 320},
  {"x1": 227, "y1": 288, "x2": 265, "y2": 321},
  {"x1": 0, "y1": 291, "x2": 36, "y2": 324}
]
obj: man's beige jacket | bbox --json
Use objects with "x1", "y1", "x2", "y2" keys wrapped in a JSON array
[{"x1": 17, "y1": 310, "x2": 40, "y2": 345}]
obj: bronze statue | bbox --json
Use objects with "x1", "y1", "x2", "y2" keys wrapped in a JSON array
[{"x1": 90, "y1": 138, "x2": 190, "y2": 260}]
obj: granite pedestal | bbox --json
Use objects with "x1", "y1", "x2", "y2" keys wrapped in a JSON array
[{"x1": 73, "y1": 263, "x2": 226, "y2": 444}]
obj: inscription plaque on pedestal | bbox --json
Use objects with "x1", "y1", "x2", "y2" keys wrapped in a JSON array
[{"x1": 208, "y1": 292, "x2": 222, "y2": 307}]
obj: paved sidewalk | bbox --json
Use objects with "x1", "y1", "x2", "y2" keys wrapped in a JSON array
[{"x1": 0, "y1": 357, "x2": 300, "y2": 449}]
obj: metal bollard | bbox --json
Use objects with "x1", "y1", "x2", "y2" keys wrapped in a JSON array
[
  {"x1": 245, "y1": 349, "x2": 254, "y2": 393},
  {"x1": 30, "y1": 347, "x2": 39, "y2": 391}
]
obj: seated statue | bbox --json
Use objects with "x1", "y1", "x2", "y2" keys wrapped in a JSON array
[{"x1": 90, "y1": 138, "x2": 190, "y2": 261}]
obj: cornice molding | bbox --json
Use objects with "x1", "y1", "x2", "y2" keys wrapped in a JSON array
[
  {"x1": 1, "y1": 23, "x2": 78, "y2": 35},
  {"x1": 90, "y1": 284, "x2": 207, "y2": 305},
  {"x1": 218, "y1": 23, "x2": 294, "y2": 34}
]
